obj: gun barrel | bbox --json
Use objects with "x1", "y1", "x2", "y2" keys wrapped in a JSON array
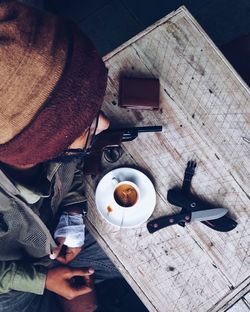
[
  {"x1": 104, "y1": 126, "x2": 162, "y2": 134},
  {"x1": 133, "y1": 126, "x2": 162, "y2": 133}
]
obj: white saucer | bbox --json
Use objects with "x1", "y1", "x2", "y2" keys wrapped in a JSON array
[{"x1": 95, "y1": 168, "x2": 156, "y2": 228}]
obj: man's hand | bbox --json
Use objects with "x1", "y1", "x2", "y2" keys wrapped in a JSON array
[
  {"x1": 50, "y1": 237, "x2": 82, "y2": 264},
  {"x1": 45, "y1": 266, "x2": 94, "y2": 300},
  {"x1": 57, "y1": 246, "x2": 82, "y2": 264}
]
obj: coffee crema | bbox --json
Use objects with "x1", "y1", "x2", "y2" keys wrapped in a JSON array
[{"x1": 114, "y1": 183, "x2": 138, "y2": 207}]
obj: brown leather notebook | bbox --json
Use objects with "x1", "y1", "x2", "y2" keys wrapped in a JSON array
[{"x1": 119, "y1": 77, "x2": 160, "y2": 110}]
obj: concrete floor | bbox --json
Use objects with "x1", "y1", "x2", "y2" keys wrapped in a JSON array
[{"x1": 44, "y1": 0, "x2": 250, "y2": 56}]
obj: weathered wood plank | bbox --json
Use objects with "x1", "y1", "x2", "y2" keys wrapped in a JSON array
[
  {"x1": 85, "y1": 6, "x2": 249, "y2": 312},
  {"x1": 209, "y1": 277, "x2": 250, "y2": 311},
  {"x1": 225, "y1": 299, "x2": 250, "y2": 312},
  {"x1": 243, "y1": 291, "x2": 250, "y2": 307}
]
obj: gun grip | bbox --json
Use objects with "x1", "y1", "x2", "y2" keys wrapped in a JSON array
[{"x1": 84, "y1": 153, "x2": 103, "y2": 175}]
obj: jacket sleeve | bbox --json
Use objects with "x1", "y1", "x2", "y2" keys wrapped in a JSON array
[
  {"x1": 59, "y1": 160, "x2": 88, "y2": 213},
  {"x1": 0, "y1": 261, "x2": 47, "y2": 294}
]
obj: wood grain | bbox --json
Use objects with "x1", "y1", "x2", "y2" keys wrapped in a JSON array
[
  {"x1": 85, "y1": 6, "x2": 250, "y2": 312},
  {"x1": 243, "y1": 291, "x2": 250, "y2": 307},
  {"x1": 226, "y1": 299, "x2": 250, "y2": 312}
]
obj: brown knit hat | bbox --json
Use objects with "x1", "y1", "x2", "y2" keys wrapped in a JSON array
[{"x1": 0, "y1": 1, "x2": 107, "y2": 166}]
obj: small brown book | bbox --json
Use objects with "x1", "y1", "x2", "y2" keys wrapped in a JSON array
[{"x1": 119, "y1": 77, "x2": 160, "y2": 110}]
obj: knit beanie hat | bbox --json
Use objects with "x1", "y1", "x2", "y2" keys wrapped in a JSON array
[{"x1": 0, "y1": 1, "x2": 108, "y2": 166}]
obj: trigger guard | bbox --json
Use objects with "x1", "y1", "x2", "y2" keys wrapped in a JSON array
[{"x1": 103, "y1": 147, "x2": 123, "y2": 163}]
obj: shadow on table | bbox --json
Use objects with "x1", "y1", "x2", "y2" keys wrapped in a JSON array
[{"x1": 95, "y1": 278, "x2": 149, "y2": 312}]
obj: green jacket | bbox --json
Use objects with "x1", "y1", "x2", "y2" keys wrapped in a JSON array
[{"x1": 0, "y1": 160, "x2": 87, "y2": 295}]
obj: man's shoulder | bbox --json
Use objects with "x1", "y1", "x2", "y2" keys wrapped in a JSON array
[{"x1": 55, "y1": 159, "x2": 83, "y2": 176}]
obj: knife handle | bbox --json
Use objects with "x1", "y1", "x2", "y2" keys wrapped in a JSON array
[{"x1": 147, "y1": 212, "x2": 191, "y2": 233}]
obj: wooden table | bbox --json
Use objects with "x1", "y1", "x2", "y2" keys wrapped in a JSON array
[{"x1": 85, "y1": 6, "x2": 250, "y2": 312}]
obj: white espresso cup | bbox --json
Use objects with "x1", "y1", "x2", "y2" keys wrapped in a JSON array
[{"x1": 112, "y1": 178, "x2": 140, "y2": 208}]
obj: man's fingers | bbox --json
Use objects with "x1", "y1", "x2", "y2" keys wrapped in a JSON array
[
  {"x1": 56, "y1": 255, "x2": 68, "y2": 264},
  {"x1": 66, "y1": 273, "x2": 94, "y2": 300},
  {"x1": 56, "y1": 248, "x2": 81, "y2": 264},
  {"x1": 75, "y1": 286, "x2": 93, "y2": 296},
  {"x1": 45, "y1": 266, "x2": 95, "y2": 300},
  {"x1": 50, "y1": 237, "x2": 66, "y2": 259},
  {"x1": 56, "y1": 237, "x2": 66, "y2": 245},
  {"x1": 68, "y1": 268, "x2": 94, "y2": 278},
  {"x1": 66, "y1": 286, "x2": 93, "y2": 300},
  {"x1": 50, "y1": 246, "x2": 61, "y2": 260}
]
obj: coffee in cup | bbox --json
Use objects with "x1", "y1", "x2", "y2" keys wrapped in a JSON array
[{"x1": 113, "y1": 181, "x2": 139, "y2": 208}]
